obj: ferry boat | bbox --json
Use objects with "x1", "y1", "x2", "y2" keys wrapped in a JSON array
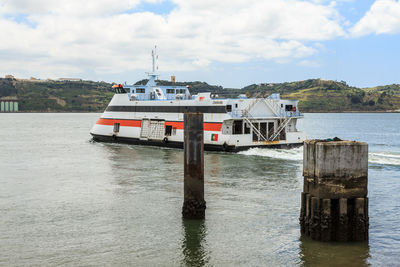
[{"x1": 90, "y1": 49, "x2": 306, "y2": 152}]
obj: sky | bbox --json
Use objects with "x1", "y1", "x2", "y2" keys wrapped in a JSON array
[{"x1": 0, "y1": 0, "x2": 399, "y2": 88}]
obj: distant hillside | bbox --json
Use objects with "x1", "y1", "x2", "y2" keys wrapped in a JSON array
[
  {"x1": 0, "y1": 78, "x2": 113, "y2": 112},
  {"x1": 1, "y1": 77, "x2": 399, "y2": 112},
  {"x1": 242, "y1": 79, "x2": 400, "y2": 112}
]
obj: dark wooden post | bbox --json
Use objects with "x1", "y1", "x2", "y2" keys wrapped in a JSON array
[
  {"x1": 300, "y1": 140, "x2": 369, "y2": 241},
  {"x1": 182, "y1": 112, "x2": 206, "y2": 219}
]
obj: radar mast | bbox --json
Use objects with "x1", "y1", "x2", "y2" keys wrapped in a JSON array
[{"x1": 146, "y1": 45, "x2": 158, "y2": 86}]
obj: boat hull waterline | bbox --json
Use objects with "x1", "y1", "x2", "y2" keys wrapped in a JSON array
[{"x1": 91, "y1": 133, "x2": 304, "y2": 152}]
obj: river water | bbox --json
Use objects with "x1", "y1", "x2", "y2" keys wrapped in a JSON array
[{"x1": 0, "y1": 113, "x2": 399, "y2": 266}]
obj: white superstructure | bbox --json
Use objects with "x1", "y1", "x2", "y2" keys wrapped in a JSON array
[{"x1": 90, "y1": 49, "x2": 305, "y2": 152}]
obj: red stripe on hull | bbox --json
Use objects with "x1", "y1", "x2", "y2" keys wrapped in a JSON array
[
  {"x1": 96, "y1": 118, "x2": 142, "y2": 127},
  {"x1": 164, "y1": 121, "x2": 221, "y2": 131},
  {"x1": 165, "y1": 121, "x2": 183, "y2": 129},
  {"x1": 96, "y1": 118, "x2": 222, "y2": 131},
  {"x1": 204, "y1": 123, "x2": 222, "y2": 131}
]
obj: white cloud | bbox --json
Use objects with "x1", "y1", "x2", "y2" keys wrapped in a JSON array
[
  {"x1": 351, "y1": 0, "x2": 400, "y2": 37},
  {"x1": 0, "y1": 0, "x2": 142, "y2": 16},
  {"x1": 0, "y1": 0, "x2": 346, "y2": 79}
]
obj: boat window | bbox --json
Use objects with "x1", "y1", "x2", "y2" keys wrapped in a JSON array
[
  {"x1": 165, "y1": 125, "x2": 172, "y2": 136},
  {"x1": 166, "y1": 89, "x2": 175, "y2": 94},
  {"x1": 285, "y1": 105, "x2": 293, "y2": 111},
  {"x1": 235, "y1": 103, "x2": 238, "y2": 108},
  {"x1": 137, "y1": 88, "x2": 145, "y2": 93},
  {"x1": 233, "y1": 120, "x2": 243, "y2": 135},
  {"x1": 114, "y1": 87, "x2": 127, "y2": 94},
  {"x1": 131, "y1": 89, "x2": 135, "y2": 93},
  {"x1": 244, "y1": 122, "x2": 251, "y2": 134},
  {"x1": 226, "y1": 105, "x2": 232, "y2": 112}
]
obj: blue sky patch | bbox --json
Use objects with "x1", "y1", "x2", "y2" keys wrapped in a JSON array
[
  {"x1": 124, "y1": 0, "x2": 177, "y2": 15},
  {"x1": 3, "y1": 13, "x2": 37, "y2": 28}
]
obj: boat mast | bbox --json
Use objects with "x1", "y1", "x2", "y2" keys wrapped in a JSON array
[
  {"x1": 152, "y1": 46, "x2": 156, "y2": 73},
  {"x1": 146, "y1": 45, "x2": 158, "y2": 86}
]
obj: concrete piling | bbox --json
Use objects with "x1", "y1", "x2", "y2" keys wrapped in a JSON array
[
  {"x1": 300, "y1": 140, "x2": 369, "y2": 242},
  {"x1": 182, "y1": 112, "x2": 206, "y2": 219}
]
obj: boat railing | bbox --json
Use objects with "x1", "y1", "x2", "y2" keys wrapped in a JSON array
[
  {"x1": 230, "y1": 109, "x2": 303, "y2": 118},
  {"x1": 280, "y1": 111, "x2": 303, "y2": 117},
  {"x1": 128, "y1": 93, "x2": 190, "y2": 101}
]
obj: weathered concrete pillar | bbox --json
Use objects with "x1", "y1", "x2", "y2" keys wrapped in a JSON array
[
  {"x1": 182, "y1": 112, "x2": 206, "y2": 219},
  {"x1": 320, "y1": 199, "x2": 332, "y2": 242},
  {"x1": 300, "y1": 140, "x2": 369, "y2": 241}
]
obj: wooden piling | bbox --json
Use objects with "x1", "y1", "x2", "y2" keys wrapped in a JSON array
[
  {"x1": 300, "y1": 140, "x2": 369, "y2": 242},
  {"x1": 182, "y1": 112, "x2": 206, "y2": 219}
]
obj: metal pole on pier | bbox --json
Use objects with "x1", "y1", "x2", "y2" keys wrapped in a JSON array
[
  {"x1": 182, "y1": 112, "x2": 206, "y2": 219},
  {"x1": 300, "y1": 140, "x2": 369, "y2": 241}
]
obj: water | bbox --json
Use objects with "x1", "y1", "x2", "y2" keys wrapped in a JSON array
[{"x1": 0, "y1": 113, "x2": 399, "y2": 266}]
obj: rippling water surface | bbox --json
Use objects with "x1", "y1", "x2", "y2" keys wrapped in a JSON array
[{"x1": 0, "y1": 113, "x2": 399, "y2": 266}]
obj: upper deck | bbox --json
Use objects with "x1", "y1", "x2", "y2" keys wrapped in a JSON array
[
  {"x1": 110, "y1": 68, "x2": 302, "y2": 119},
  {"x1": 114, "y1": 72, "x2": 192, "y2": 101}
]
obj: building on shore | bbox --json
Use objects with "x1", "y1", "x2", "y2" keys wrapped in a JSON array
[
  {"x1": 0, "y1": 96, "x2": 19, "y2": 112},
  {"x1": 5, "y1": 75, "x2": 15, "y2": 79},
  {"x1": 58, "y1": 78, "x2": 82, "y2": 82}
]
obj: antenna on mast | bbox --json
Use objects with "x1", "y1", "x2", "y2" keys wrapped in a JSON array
[
  {"x1": 152, "y1": 45, "x2": 158, "y2": 73},
  {"x1": 146, "y1": 45, "x2": 159, "y2": 87}
]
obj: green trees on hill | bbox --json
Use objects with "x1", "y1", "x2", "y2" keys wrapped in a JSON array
[
  {"x1": 0, "y1": 78, "x2": 18, "y2": 97},
  {"x1": 0, "y1": 78, "x2": 113, "y2": 112}
]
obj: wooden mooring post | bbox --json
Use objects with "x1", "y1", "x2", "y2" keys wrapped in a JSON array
[
  {"x1": 300, "y1": 140, "x2": 369, "y2": 241},
  {"x1": 182, "y1": 112, "x2": 206, "y2": 219}
]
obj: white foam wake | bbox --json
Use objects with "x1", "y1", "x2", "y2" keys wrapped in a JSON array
[
  {"x1": 238, "y1": 147, "x2": 303, "y2": 161},
  {"x1": 369, "y1": 152, "x2": 400, "y2": 166},
  {"x1": 239, "y1": 147, "x2": 400, "y2": 166}
]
